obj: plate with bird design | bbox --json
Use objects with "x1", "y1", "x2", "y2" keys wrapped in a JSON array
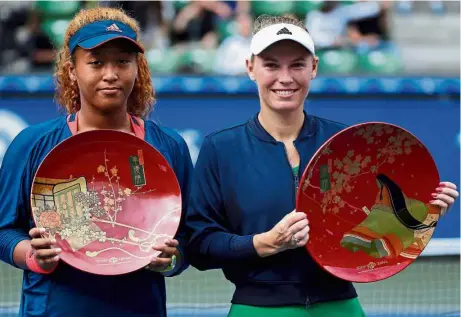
[{"x1": 297, "y1": 122, "x2": 440, "y2": 282}]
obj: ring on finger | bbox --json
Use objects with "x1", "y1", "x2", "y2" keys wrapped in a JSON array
[{"x1": 291, "y1": 235, "x2": 300, "y2": 244}]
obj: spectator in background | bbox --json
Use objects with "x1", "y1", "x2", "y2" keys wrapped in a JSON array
[
  {"x1": 0, "y1": 4, "x2": 56, "y2": 73},
  {"x1": 25, "y1": 10, "x2": 56, "y2": 71},
  {"x1": 15, "y1": 9, "x2": 56, "y2": 72},
  {"x1": 171, "y1": 0, "x2": 232, "y2": 49},
  {"x1": 170, "y1": 0, "x2": 250, "y2": 49},
  {"x1": 0, "y1": 2, "x2": 31, "y2": 73},
  {"x1": 305, "y1": 1, "x2": 385, "y2": 52},
  {"x1": 346, "y1": 1, "x2": 398, "y2": 56},
  {"x1": 213, "y1": 12, "x2": 252, "y2": 75}
]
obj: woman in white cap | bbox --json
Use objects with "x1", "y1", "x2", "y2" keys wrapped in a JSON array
[
  {"x1": 185, "y1": 14, "x2": 459, "y2": 317},
  {"x1": 0, "y1": 7, "x2": 193, "y2": 317}
]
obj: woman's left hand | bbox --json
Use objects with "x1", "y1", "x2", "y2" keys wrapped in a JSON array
[
  {"x1": 431, "y1": 182, "x2": 459, "y2": 216},
  {"x1": 145, "y1": 239, "x2": 179, "y2": 272}
]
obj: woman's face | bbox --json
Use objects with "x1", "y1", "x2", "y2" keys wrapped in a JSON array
[
  {"x1": 247, "y1": 40, "x2": 318, "y2": 114},
  {"x1": 70, "y1": 39, "x2": 138, "y2": 114}
]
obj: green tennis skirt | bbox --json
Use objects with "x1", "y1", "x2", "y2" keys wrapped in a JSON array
[{"x1": 228, "y1": 298, "x2": 366, "y2": 317}]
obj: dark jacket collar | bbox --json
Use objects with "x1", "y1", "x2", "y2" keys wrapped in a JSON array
[{"x1": 248, "y1": 111, "x2": 317, "y2": 143}]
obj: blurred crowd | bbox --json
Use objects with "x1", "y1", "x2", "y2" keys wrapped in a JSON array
[{"x1": 0, "y1": 0, "x2": 451, "y2": 76}]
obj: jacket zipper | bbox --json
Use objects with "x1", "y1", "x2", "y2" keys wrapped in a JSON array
[
  {"x1": 282, "y1": 141, "x2": 312, "y2": 308},
  {"x1": 281, "y1": 142, "x2": 297, "y2": 204}
]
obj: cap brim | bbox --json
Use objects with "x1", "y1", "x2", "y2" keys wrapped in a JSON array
[
  {"x1": 250, "y1": 23, "x2": 315, "y2": 57},
  {"x1": 78, "y1": 34, "x2": 144, "y2": 53},
  {"x1": 252, "y1": 37, "x2": 314, "y2": 56}
]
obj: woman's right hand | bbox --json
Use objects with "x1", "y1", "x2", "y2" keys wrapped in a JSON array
[
  {"x1": 28, "y1": 228, "x2": 61, "y2": 271},
  {"x1": 253, "y1": 210, "x2": 310, "y2": 258}
]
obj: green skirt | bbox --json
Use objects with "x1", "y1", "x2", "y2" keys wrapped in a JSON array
[{"x1": 228, "y1": 298, "x2": 366, "y2": 317}]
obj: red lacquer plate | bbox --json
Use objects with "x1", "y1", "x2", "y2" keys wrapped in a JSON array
[
  {"x1": 297, "y1": 122, "x2": 441, "y2": 283},
  {"x1": 30, "y1": 130, "x2": 181, "y2": 275}
]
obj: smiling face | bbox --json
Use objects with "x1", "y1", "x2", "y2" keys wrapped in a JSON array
[
  {"x1": 69, "y1": 39, "x2": 138, "y2": 114},
  {"x1": 246, "y1": 40, "x2": 318, "y2": 114}
]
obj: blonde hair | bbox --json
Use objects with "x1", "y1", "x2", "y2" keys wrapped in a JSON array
[
  {"x1": 253, "y1": 14, "x2": 309, "y2": 35},
  {"x1": 54, "y1": 7, "x2": 155, "y2": 118}
]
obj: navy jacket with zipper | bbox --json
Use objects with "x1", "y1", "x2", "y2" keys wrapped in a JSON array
[{"x1": 186, "y1": 112, "x2": 358, "y2": 307}]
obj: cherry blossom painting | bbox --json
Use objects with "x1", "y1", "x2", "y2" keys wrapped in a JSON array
[{"x1": 31, "y1": 130, "x2": 181, "y2": 275}]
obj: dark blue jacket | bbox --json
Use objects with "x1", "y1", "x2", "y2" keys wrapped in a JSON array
[
  {"x1": 0, "y1": 115, "x2": 193, "y2": 317},
  {"x1": 186, "y1": 112, "x2": 357, "y2": 307}
]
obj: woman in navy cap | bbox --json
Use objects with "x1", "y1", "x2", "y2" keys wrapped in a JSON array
[{"x1": 0, "y1": 7, "x2": 193, "y2": 317}]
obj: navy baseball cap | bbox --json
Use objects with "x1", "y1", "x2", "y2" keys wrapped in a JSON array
[{"x1": 69, "y1": 20, "x2": 144, "y2": 54}]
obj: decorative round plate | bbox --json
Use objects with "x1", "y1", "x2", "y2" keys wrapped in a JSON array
[
  {"x1": 297, "y1": 122, "x2": 441, "y2": 283},
  {"x1": 30, "y1": 130, "x2": 181, "y2": 275}
]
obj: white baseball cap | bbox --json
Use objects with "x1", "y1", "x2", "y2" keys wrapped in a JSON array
[{"x1": 250, "y1": 23, "x2": 315, "y2": 56}]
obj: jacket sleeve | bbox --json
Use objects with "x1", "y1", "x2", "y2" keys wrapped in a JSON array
[
  {"x1": 185, "y1": 136, "x2": 259, "y2": 271},
  {"x1": 163, "y1": 134, "x2": 194, "y2": 277},
  {"x1": 0, "y1": 130, "x2": 35, "y2": 268}
]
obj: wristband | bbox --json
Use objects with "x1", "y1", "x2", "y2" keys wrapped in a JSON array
[{"x1": 26, "y1": 245, "x2": 57, "y2": 274}]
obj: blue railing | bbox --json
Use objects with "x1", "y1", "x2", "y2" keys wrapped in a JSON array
[{"x1": 0, "y1": 75, "x2": 459, "y2": 95}]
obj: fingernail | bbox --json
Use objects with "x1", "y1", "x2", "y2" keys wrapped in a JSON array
[
  {"x1": 55, "y1": 248, "x2": 62, "y2": 254},
  {"x1": 150, "y1": 258, "x2": 157, "y2": 263},
  {"x1": 54, "y1": 256, "x2": 60, "y2": 261},
  {"x1": 431, "y1": 193, "x2": 438, "y2": 198},
  {"x1": 429, "y1": 200, "x2": 436, "y2": 204},
  {"x1": 51, "y1": 239, "x2": 57, "y2": 244},
  {"x1": 436, "y1": 188, "x2": 443, "y2": 192},
  {"x1": 39, "y1": 228, "x2": 46, "y2": 233},
  {"x1": 439, "y1": 183, "x2": 446, "y2": 187}
]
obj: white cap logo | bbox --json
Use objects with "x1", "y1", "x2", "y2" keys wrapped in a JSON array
[{"x1": 106, "y1": 23, "x2": 122, "y2": 32}]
